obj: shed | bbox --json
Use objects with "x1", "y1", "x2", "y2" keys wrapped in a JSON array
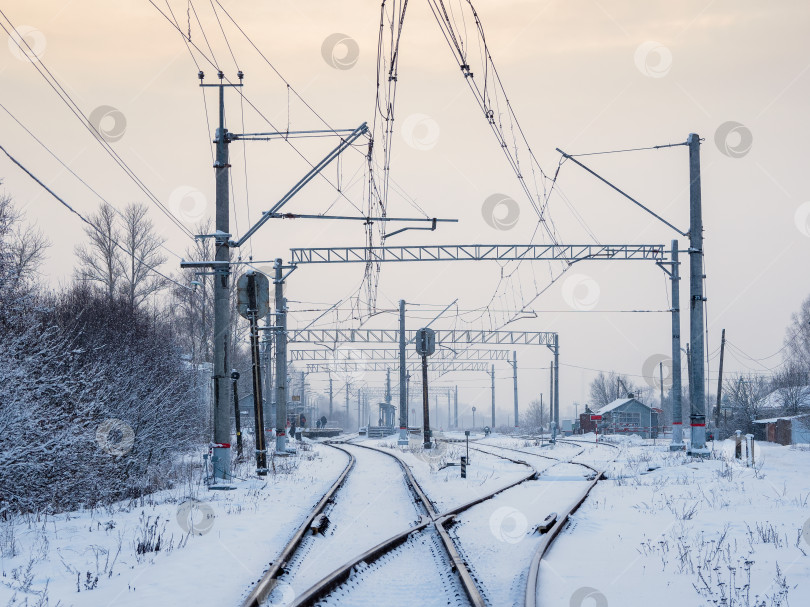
[
  {"x1": 598, "y1": 397, "x2": 659, "y2": 439},
  {"x1": 752, "y1": 414, "x2": 810, "y2": 446}
]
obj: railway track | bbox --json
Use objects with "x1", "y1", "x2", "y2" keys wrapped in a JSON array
[
  {"x1": 469, "y1": 436, "x2": 619, "y2": 607},
  {"x1": 240, "y1": 435, "x2": 617, "y2": 607},
  {"x1": 282, "y1": 440, "x2": 541, "y2": 607}
]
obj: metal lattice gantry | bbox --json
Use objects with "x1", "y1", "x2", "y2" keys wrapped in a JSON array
[
  {"x1": 290, "y1": 347, "x2": 514, "y2": 362},
  {"x1": 287, "y1": 328, "x2": 559, "y2": 428},
  {"x1": 303, "y1": 361, "x2": 490, "y2": 374},
  {"x1": 288, "y1": 329, "x2": 557, "y2": 350},
  {"x1": 289, "y1": 243, "x2": 666, "y2": 265}
]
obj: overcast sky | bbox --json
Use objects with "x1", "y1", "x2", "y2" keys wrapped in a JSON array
[{"x1": 1, "y1": 0, "x2": 809, "y2": 424}]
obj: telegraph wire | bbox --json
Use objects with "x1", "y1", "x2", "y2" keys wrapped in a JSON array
[
  {"x1": 0, "y1": 9, "x2": 197, "y2": 241},
  {"x1": 0, "y1": 144, "x2": 191, "y2": 292},
  {"x1": 0, "y1": 101, "x2": 185, "y2": 262}
]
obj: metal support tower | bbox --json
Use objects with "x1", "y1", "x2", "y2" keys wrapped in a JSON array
[
  {"x1": 688, "y1": 133, "x2": 708, "y2": 455},
  {"x1": 329, "y1": 376, "x2": 333, "y2": 417}
]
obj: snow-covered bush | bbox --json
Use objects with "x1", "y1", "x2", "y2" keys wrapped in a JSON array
[{"x1": 0, "y1": 286, "x2": 207, "y2": 515}]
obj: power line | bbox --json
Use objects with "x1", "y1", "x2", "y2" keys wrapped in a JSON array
[
  {"x1": 564, "y1": 141, "x2": 688, "y2": 157},
  {"x1": 0, "y1": 9, "x2": 197, "y2": 241},
  {"x1": 148, "y1": 0, "x2": 369, "y2": 219},
  {"x1": 0, "y1": 144, "x2": 191, "y2": 292},
  {"x1": 0, "y1": 100, "x2": 185, "y2": 263}
]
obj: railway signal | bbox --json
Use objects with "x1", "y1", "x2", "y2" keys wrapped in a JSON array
[
  {"x1": 415, "y1": 327, "x2": 436, "y2": 448},
  {"x1": 237, "y1": 271, "x2": 269, "y2": 475},
  {"x1": 231, "y1": 370, "x2": 243, "y2": 458}
]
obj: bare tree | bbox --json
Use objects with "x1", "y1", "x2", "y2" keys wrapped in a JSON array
[
  {"x1": 785, "y1": 293, "x2": 810, "y2": 372},
  {"x1": 772, "y1": 362, "x2": 809, "y2": 415},
  {"x1": 589, "y1": 371, "x2": 640, "y2": 409},
  {"x1": 75, "y1": 203, "x2": 122, "y2": 302},
  {"x1": 118, "y1": 202, "x2": 167, "y2": 309},
  {"x1": 521, "y1": 398, "x2": 548, "y2": 432},
  {"x1": 0, "y1": 191, "x2": 18, "y2": 292},
  {"x1": 723, "y1": 374, "x2": 771, "y2": 432},
  {"x1": 8, "y1": 222, "x2": 50, "y2": 290},
  {"x1": 171, "y1": 221, "x2": 214, "y2": 364}
]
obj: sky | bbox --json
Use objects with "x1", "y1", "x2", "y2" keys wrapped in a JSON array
[{"x1": 1, "y1": 0, "x2": 809, "y2": 425}]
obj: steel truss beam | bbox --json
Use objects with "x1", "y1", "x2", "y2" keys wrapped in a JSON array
[
  {"x1": 290, "y1": 348, "x2": 513, "y2": 362},
  {"x1": 290, "y1": 244, "x2": 665, "y2": 265},
  {"x1": 303, "y1": 361, "x2": 490, "y2": 374},
  {"x1": 288, "y1": 329, "x2": 557, "y2": 350}
]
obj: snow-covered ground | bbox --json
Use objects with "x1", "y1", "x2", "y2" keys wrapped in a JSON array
[
  {"x1": 538, "y1": 435, "x2": 810, "y2": 607},
  {"x1": 2, "y1": 434, "x2": 809, "y2": 607},
  {"x1": 369, "y1": 433, "x2": 533, "y2": 512},
  {"x1": 0, "y1": 443, "x2": 348, "y2": 607}
]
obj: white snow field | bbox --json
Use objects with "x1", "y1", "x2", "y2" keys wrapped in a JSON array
[{"x1": 1, "y1": 434, "x2": 808, "y2": 607}]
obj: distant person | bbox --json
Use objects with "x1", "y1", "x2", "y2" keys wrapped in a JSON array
[
  {"x1": 316, "y1": 419, "x2": 322, "y2": 429},
  {"x1": 290, "y1": 420, "x2": 296, "y2": 439},
  {"x1": 320, "y1": 415, "x2": 327, "y2": 428}
]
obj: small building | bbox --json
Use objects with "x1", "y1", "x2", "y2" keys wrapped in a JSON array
[
  {"x1": 752, "y1": 414, "x2": 810, "y2": 446},
  {"x1": 598, "y1": 397, "x2": 659, "y2": 439}
]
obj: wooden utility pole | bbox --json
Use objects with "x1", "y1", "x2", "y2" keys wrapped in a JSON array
[{"x1": 715, "y1": 329, "x2": 726, "y2": 430}]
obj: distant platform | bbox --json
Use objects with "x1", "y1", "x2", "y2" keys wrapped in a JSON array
[
  {"x1": 367, "y1": 425, "x2": 397, "y2": 438},
  {"x1": 302, "y1": 428, "x2": 343, "y2": 438}
]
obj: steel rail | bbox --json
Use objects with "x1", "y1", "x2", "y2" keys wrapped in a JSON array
[
  {"x1": 240, "y1": 444, "x2": 355, "y2": 607},
  {"x1": 519, "y1": 438, "x2": 619, "y2": 607},
  {"x1": 523, "y1": 479, "x2": 600, "y2": 607},
  {"x1": 287, "y1": 439, "x2": 542, "y2": 607}
]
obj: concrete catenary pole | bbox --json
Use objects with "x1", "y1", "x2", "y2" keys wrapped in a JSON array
[
  {"x1": 454, "y1": 385, "x2": 458, "y2": 429},
  {"x1": 670, "y1": 240, "x2": 684, "y2": 450},
  {"x1": 329, "y1": 376, "x2": 333, "y2": 417},
  {"x1": 263, "y1": 312, "x2": 273, "y2": 433},
  {"x1": 553, "y1": 335, "x2": 560, "y2": 427},
  {"x1": 300, "y1": 371, "x2": 306, "y2": 426},
  {"x1": 688, "y1": 133, "x2": 707, "y2": 453},
  {"x1": 212, "y1": 80, "x2": 232, "y2": 482},
  {"x1": 273, "y1": 259, "x2": 288, "y2": 453},
  {"x1": 447, "y1": 388, "x2": 452, "y2": 428},
  {"x1": 398, "y1": 300, "x2": 408, "y2": 445},
  {"x1": 512, "y1": 350, "x2": 519, "y2": 427},
  {"x1": 659, "y1": 361, "x2": 664, "y2": 437},
  {"x1": 345, "y1": 382, "x2": 350, "y2": 429},
  {"x1": 490, "y1": 364, "x2": 496, "y2": 428},
  {"x1": 549, "y1": 362, "x2": 555, "y2": 427}
]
